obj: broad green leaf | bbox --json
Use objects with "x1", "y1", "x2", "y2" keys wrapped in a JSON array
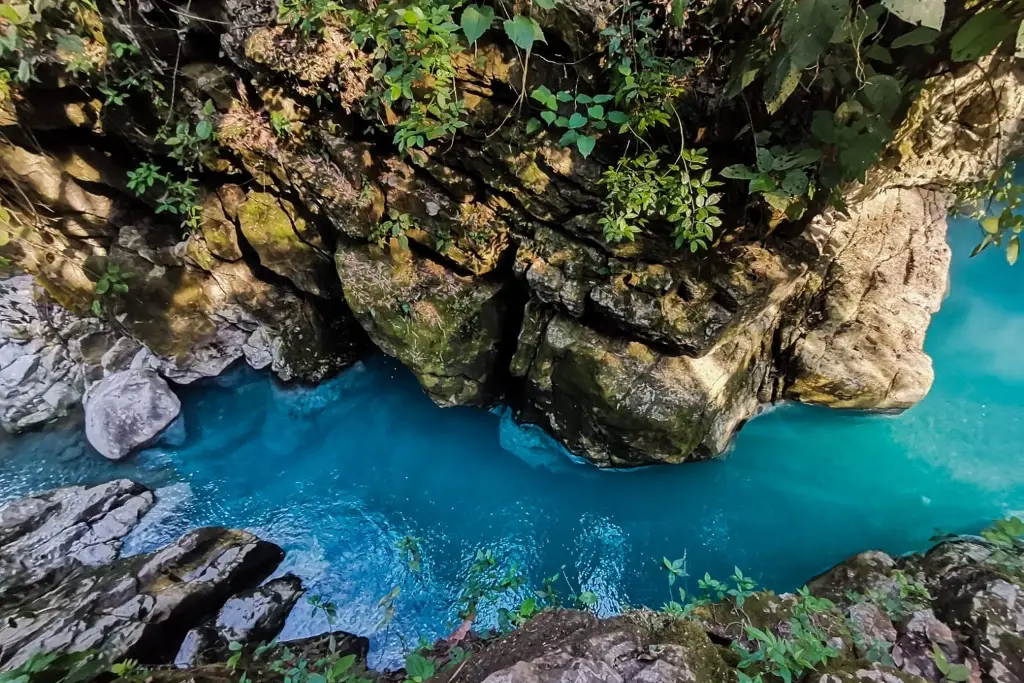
[
  {"x1": 1008, "y1": 235, "x2": 1020, "y2": 265},
  {"x1": 540, "y1": 110, "x2": 557, "y2": 124},
  {"x1": 556, "y1": 90, "x2": 573, "y2": 102},
  {"x1": 579, "y1": 591, "x2": 598, "y2": 606},
  {"x1": 763, "y1": 190, "x2": 794, "y2": 212},
  {"x1": 864, "y1": 44, "x2": 892, "y2": 64},
  {"x1": 535, "y1": 0, "x2": 556, "y2": 9},
  {"x1": 982, "y1": 216, "x2": 1000, "y2": 234},
  {"x1": 558, "y1": 129, "x2": 578, "y2": 146},
  {"x1": 891, "y1": 25, "x2": 940, "y2": 49},
  {"x1": 567, "y1": 112, "x2": 587, "y2": 129},
  {"x1": 503, "y1": 15, "x2": 544, "y2": 52},
  {"x1": 606, "y1": 110, "x2": 629, "y2": 124},
  {"x1": 460, "y1": 4, "x2": 494, "y2": 45},
  {"x1": 950, "y1": 8, "x2": 1015, "y2": 62},
  {"x1": 0, "y1": 4, "x2": 28, "y2": 24},
  {"x1": 781, "y1": 170, "x2": 809, "y2": 195},
  {"x1": 587, "y1": 104, "x2": 604, "y2": 119},
  {"x1": 526, "y1": 118, "x2": 543, "y2": 134},
  {"x1": 91, "y1": 300, "x2": 102, "y2": 316},
  {"x1": 763, "y1": 58, "x2": 800, "y2": 114},
  {"x1": 575, "y1": 135, "x2": 596, "y2": 158},
  {"x1": 55, "y1": 33, "x2": 85, "y2": 54},
  {"x1": 1017, "y1": 19, "x2": 1024, "y2": 58},
  {"x1": 195, "y1": 120, "x2": 214, "y2": 140},
  {"x1": 749, "y1": 175, "x2": 776, "y2": 193},
  {"x1": 882, "y1": 0, "x2": 944, "y2": 30},
  {"x1": 859, "y1": 74, "x2": 903, "y2": 119},
  {"x1": 781, "y1": 0, "x2": 848, "y2": 69},
  {"x1": 755, "y1": 147, "x2": 774, "y2": 173},
  {"x1": 721, "y1": 164, "x2": 759, "y2": 180}
]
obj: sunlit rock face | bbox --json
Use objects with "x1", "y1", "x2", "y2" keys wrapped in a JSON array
[{"x1": 0, "y1": 0, "x2": 1021, "y2": 466}]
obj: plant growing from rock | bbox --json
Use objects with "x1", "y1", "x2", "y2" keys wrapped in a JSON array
[
  {"x1": 956, "y1": 163, "x2": 1024, "y2": 265},
  {"x1": 277, "y1": 0, "x2": 343, "y2": 37},
  {"x1": 91, "y1": 263, "x2": 130, "y2": 317},
  {"x1": 527, "y1": 86, "x2": 628, "y2": 158},
  {"x1": 372, "y1": 211, "x2": 415, "y2": 249},
  {"x1": 598, "y1": 149, "x2": 723, "y2": 249}
]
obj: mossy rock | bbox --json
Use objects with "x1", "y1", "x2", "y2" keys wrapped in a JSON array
[{"x1": 335, "y1": 244, "x2": 505, "y2": 407}]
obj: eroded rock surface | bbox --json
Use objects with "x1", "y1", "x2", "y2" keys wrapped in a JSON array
[{"x1": 84, "y1": 368, "x2": 181, "y2": 460}]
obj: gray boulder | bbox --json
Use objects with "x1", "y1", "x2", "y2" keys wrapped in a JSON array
[{"x1": 84, "y1": 368, "x2": 181, "y2": 460}]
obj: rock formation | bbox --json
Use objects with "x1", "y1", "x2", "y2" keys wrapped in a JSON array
[{"x1": 1, "y1": 0, "x2": 1021, "y2": 466}]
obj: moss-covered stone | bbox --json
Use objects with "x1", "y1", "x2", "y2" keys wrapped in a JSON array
[
  {"x1": 335, "y1": 245, "x2": 505, "y2": 406},
  {"x1": 236, "y1": 191, "x2": 336, "y2": 297}
]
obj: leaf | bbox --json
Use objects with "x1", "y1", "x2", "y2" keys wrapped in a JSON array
[
  {"x1": 1008, "y1": 235, "x2": 1020, "y2": 265},
  {"x1": 755, "y1": 147, "x2": 774, "y2": 173},
  {"x1": 575, "y1": 135, "x2": 596, "y2": 158},
  {"x1": 567, "y1": 112, "x2": 587, "y2": 129},
  {"x1": 579, "y1": 591, "x2": 598, "y2": 606},
  {"x1": 606, "y1": 110, "x2": 629, "y2": 124},
  {"x1": 781, "y1": 170, "x2": 809, "y2": 196},
  {"x1": 749, "y1": 175, "x2": 776, "y2": 193},
  {"x1": 1017, "y1": 20, "x2": 1024, "y2": 58},
  {"x1": 763, "y1": 58, "x2": 801, "y2": 114},
  {"x1": 556, "y1": 90, "x2": 573, "y2": 102},
  {"x1": 951, "y1": 8, "x2": 1015, "y2": 62},
  {"x1": 781, "y1": 0, "x2": 848, "y2": 69},
  {"x1": 503, "y1": 15, "x2": 544, "y2": 52},
  {"x1": 721, "y1": 164, "x2": 759, "y2": 180},
  {"x1": 881, "y1": 0, "x2": 944, "y2": 30},
  {"x1": 982, "y1": 216, "x2": 1000, "y2": 234},
  {"x1": 541, "y1": 110, "x2": 557, "y2": 124},
  {"x1": 587, "y1": 105, "x2": 604, "y2": 119},
  {"x1": 95, "y1": 278, "x2": 110, "y2": 295},
  {"x1": 460, "y1": 4, "x2": 494, "y2": 45},
  {"x1": 535, "y1": 0, "x2": 556, "y2": 8},
  {"x1": 91, "y1": 299, "x2": 102, "y2": 316},
  {"x1": 557, "y1": 129, "x2": 578, "y2": 147},
  {"x1": 526, "y1": 118, "x2": 543, "y2": 134},
  {"x1": 195, "y1": 120, "x2": 214, "y2": 140},
  {"x1": 55, "y1": 33, "x2": 85, "y2": 54},
  {"x1": 891, "y1": 25, "x2": 940, "y2": 49},
  {"x1": 405, "y1": 653, "x2": 435, "y2": 681},
  {"x1": 0, "y1": 4, "x2": 27, "y2": 24},
  {"x1": 864, "y1": 44, "x2": 892, "y2": 64},
  {"x1": 859, "y1": 74, "x2": 903, "y2": 119}
]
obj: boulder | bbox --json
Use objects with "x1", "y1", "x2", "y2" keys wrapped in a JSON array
[
  {"x1": 0, "y1": 479, "x2": 153, "y2": 595},
  {"x1": 0, "y1": 526, "x2": 285, "y2": 668},
  {"x1": 336, "y1": 245, "x2": 506, "y2": 406},
  {"x1": 84, "y1": 368, "x2": 181, "y2": 460},
  {"x1": 174, "y1": 574, "x2": 305, "y2": 667}
]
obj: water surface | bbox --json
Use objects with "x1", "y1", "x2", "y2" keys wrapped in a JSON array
[{"x1": 1, "y1": 222, "x2": 1021, "y2": 665}]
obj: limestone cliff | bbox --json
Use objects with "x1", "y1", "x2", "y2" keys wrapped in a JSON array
[{"x1": 1, "y1": 0, "x2": 1021, "y2": 465}]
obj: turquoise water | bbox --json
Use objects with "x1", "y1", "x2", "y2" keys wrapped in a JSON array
[{"x1": 0, "y1": 222, "x2": 1022, "y2": 665}]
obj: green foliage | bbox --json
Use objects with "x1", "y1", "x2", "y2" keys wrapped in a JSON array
[
  {"x1": 981, "y1": 516, "x2": 1024, "y2": 548},
  {"x1": 597, "y1": 149, "x2": 723, "y2": 250},
  {"x1": 955, "y1": 162, "x2": 1024, "y2": 265},
  {"x1": 733, "y1": 589, "x2": 840, "y2": 683},
  {"x1": 0, "y1": 648, "x2": 107, "y2": 683},
  {"x1": 158, "y1": 100, "x2": 219, "y2": 171},
  {"x1": 856, "y1": 569, "x2": 931, "y2": 620},
  {"x1": 270, "y1": 110, "x2": 293, "y2": 138},
  {"x1": 459, "y1": 4, "x2": 493, "y2": 45},
  {"x1": 403, "y1": 652, "x2": 435, "y2": 683},
  {"x1": 722, "y1": 144, "x2": 820, "y2": 218},
  {"x1": 348, "y1": 0, "x2": 467, "y2": 155},
  {"x1": 931, "y1": 644, "x2": 970, "y2": 683},
  {"x1": 397, "y1": 535, "x2": 424, "y2": 573},
  {"x1": 277, "y1": 0, "x2": 343, "y2": 37},
  {"x1": 502, "y1": 15, "x2": 544, "y2": 52},
  {"x1": 456, "y1": 548, "x2": 526, "y2": 623},
  {"x1": 372, "y1": 210, "x2": 415, "y2": 249},
  {"x1": 527, "y1": 86, "x2": 625, "y2": 158},
  {"x1": 109, "y1": 658, "x2": 147, "y2": 683},
  {"x1": 308, "y1": 594, "x2": 339, "y2": 625},
  {"x1": 262, "y1": 637, "x2": 372, "y2": 683},
  {"x1": 91, "y1": 263, "x2": 130, "y2": 317}
]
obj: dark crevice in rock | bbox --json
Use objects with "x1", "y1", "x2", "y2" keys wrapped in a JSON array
[{"x1": 484, "y1": 244, "x2": 530, "y2": 406}]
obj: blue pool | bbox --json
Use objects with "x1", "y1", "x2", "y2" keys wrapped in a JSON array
[{"x1": 0, "y1": 222, "x2": 1022, "y2": 666}]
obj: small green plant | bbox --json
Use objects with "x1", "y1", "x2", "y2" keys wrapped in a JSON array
[
  {"x1": 126, "y1": 163, "x2": 165, "y2": 196},
  {"x1": 372, "y1": 211, "x2": 415, "y2": 249},
  {"x1": 858, "y1": 569, "x2": 931, "y2": 620},
  {"x1": 397, "y1": 535, "x2": 424, "y2": 573},
  {"x1": 158, "y1": 100, "x2": 219, "y2": 171},
  {"x1": 981, "y1": 516, "x2": 1024, "y2": 548},
  {"x1": 0, "y1": 651, "x2": 107, "y2": 683},
  {"x1": 277, "y1": 0, "x2": 343, "y2": 37},
  {"x1": 91, "y1": 263, "x2": 130, "y2": 317},
  {"x1": 733, "y1": 589, "x2": 840, "y2": 683},
  {"x1": 932, "y1": 643, "x2": 970, "y2": 682},
  {"x1": 721, "y1": 145, "x2": 820, "y2": 218},
  {"x1": 955, "y1": 162, "x2": 1024, "y2": 265},
  {"x1": 456, "y1": 548, "x2": 526, "y2": 625},
  {"x1": 403, "y1": 652, "x2": 435, "y2": 683},
  {"x1": 598, "y1": 149, "x2": 723, "y2": 250},
  {"x1": 308, "y1": 594, "x2": 340, "y2": 625},
  {"x1": 527, "y1": 86, "x2": 628, "y2": 158},
  {"x1": 270, "y1": 110, "x2": 292, "y2": 138},
  {"x1": 226, "y1": 641, "x2": 244, "y2": 671}
]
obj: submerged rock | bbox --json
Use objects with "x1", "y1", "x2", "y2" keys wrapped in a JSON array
[{"x1": 84, "y1": 368, "x2": 181, "y2": 460}]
